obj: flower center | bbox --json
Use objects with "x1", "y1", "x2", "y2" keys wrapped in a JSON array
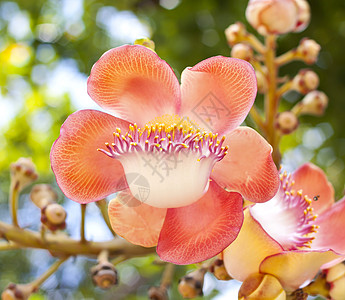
[
  {"x1": 250, "y1": 171, "x2": 318, "y2": 250},
  {"x1": 98, "y1": 116, "x2": 228, "y2": 208}
]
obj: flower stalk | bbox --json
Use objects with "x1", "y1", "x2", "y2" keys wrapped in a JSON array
[
  {"x1": 96, "y1": 199, "x2": 116, "y2": 237},
  {"x1": 80, "y1": 204, "x2": 87, "y2": 243}
]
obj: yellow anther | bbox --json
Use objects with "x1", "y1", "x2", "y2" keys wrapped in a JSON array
[
  {"x1": 297, "y1": 190, "x2": 303, "y2": 196},
  {"x1": 116, "y1": 128, "x2": 121, "y2": 134},
  {"x1": 105, "y1": 142, "x2": 109, "y2": 146}
]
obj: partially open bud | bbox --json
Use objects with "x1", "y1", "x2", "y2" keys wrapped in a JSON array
[
  {"x1": 245, "y1": 0, "x2": 298, "y2": 35},
  {"x1": 231, "y1": 43, "x2": 254, "y2": 61},
  {"x1": 323, "y1": 263, "x2": 345, "y2": 300},
  {"x1": 148, "y1": 286, "x2": 168, "y2": 300},
  {"x1": 296, "y1": 38, "x2": 321, "y2": 64},
  {"x1": 292, "y1": 69, "x2": 319, "y2": 94},
  {"x1": 1, "y1": 283, "x2": 34, "y2": 300},
  {"x1": 293, "y1": 0, "x2": 310, "y2": 32},
  {"x1": 296, "y1": 90, "x2": 328, "y2": 116},
  {"x1": 91, "y1": 261, "x2": 118, "y2": 289},
  {"x1": 239, "y1": 273, "x2": 286, "y2": 300},
  {"x1": 178, "y1": 268, "x2": 207, "y2": 299},
  {"x1": 10, "y1": 158, "x2": 38, "y2": 191},
  {"x1": 209, "y1": 259, "x2": 232, "y2": 281},
  {"x1": 225, "y1": 22, "x2": 247, "y2": 46},
  {"x1": 41, "y1": 203, "x2": 67, "y2": 231},
  {"x1": 134, "y1": 38, "x2": 155, "y2": 52},
  {"x1": 275, "y1": 111, "x2": 299, "y2": 135},
  {"x1": 30, "y1": 184, "x2": 57, "y2": 208}
]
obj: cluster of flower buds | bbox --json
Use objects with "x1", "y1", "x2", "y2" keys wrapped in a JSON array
[
  {"x1": 275, "y1": 111, "x2": 299, "y2": 135},
  {"x1": 10, "y1": 158, "x2": 38, "y2": 192},
  {"x1": 296, "y1": 38, "x2": 321, "y2": 64},
  {"x1": 1, "y1": 283, "x2": 35, "y2": 300},
  {"x1": 30, "y1": 184, "x2": 66, "y2": 231},
  {"x1": 238, "y1": 273, "x2": 286, "y2": 300},
  {"x1": 178, "y1": 268, "x2": 207, "y2": 299},
  {"x1": 293, "y1": 90, "x2": 329, "y2": 116},
  {"x1": 322, "y1": 262, "x2": 345, "y2": 300},
  {"x1": 291, "y1": 69, "x2": 319, "y2": 94},
  {"x1": 245, "y1": 0, "x2": 310, "y2": 35}
]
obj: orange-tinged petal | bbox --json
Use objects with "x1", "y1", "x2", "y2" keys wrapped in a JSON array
[
  {"x1": 180, "y1": 57, "x2": 257, "y2": 134},
  {"x1": 223, "y1": 209, "x2": 283, "y2": 282},
  {"x1": 312, "y1": 196, "x2": 345, "y2": 254},
  {"x1": 157, "y1": 181, "x2": 243, "y2": 265},
  {"x1": 260, "y1": 250, "x2": 340, "y2": 292},
  {"x1": 87, "y1": 45, "x2": 181, "y2": 126},
  {"x1": 108, "y1": 190, "x2": 167, "y2": 247},
  {"x1": 212, "y1": 127, "x2": 279, "y2": 203},
  {"x1": 51, "y1": 110, "x2": 129, "y2": 203},
  {"x1": 292, "y1": 163, "x2": 334, "y2": 214}
]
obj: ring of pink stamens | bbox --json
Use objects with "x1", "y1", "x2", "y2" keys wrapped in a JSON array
[
  {"x1": 98, "y1": 123, "x2": 228, "y2": 162},
  {"x1": 280, "y1": 171, "x2": 319, "y2": 250}
]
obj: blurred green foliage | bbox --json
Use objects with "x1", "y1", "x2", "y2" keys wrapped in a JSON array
[{"x1": 0, "y1": 0, "x2": 344, "y2": 299}]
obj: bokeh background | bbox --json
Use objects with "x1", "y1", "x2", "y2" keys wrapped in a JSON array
[{"x1": 0, "y1": 0, "x2": 344, "y2": 299}]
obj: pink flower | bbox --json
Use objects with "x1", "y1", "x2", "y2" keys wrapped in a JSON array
[
  {"x1": 50, "y1": 45, "x2": 279, "y2": 264},
  {"x1": 223, "y1": 163, "x2": 345, "y2": 292}
]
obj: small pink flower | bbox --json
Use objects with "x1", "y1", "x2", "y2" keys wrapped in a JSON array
[
  {"x1": 224, "y1": 163, "x2": 345, "y2": 292},
  {"x1": 50, "y1": 45, "x2": 279, "y2": 264}
]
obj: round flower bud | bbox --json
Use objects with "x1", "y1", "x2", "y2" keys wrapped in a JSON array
[
  {"x1": 275, "y1": 111, "x2": 299, "y2": 135},
  {"x1": 292, "y1": 69, "x2": 319, "y2": 94},
  {"x1": 293, "y1": 0, "x2": 310, "y2": 32},
  {"x1": 297, "y1": 38, "x2": 321, "y2": 64},
  {"x1": 148, "y1": 286, "x2": 168, "y2": 300},
  {"x1": 1, "y1": 283, "x2": 34, "y2": 300},
  {"x1": 225, "y1": 22, "x2": 247, "y2": 46},
  {"x1": 178, "y1": 268, "x2": 206, "y2": 299},
  {"x1": 41, "y1": 203, "x2": 67, "y2": 231},
  {"x1": 209, "y1": 259, "x2": 232, "y2": 281},
  {"x1": 91, "y1": 261, "x2": 118, "y2": 289},
  {"x1": 30, "y1": 184, "x2": 57, "y2": 209},
  {"x1": 239, "y1": 273, "x2": 286, "y2": 300},
  {"x1": 231, "y1": 43, "x2": 254, "y2": 61},
  {"x1": 298, "y1": 90, "x2": 328, "y2": 116},
  {"x1": 10, "y1": 158, "x2": 38, "y2": 191},
  {"x1": 245, "y1": 0, "x2": 298, "y2": 35},
  {"x1": 255, "y1": 70, "x2": 267, "y2": 92}
]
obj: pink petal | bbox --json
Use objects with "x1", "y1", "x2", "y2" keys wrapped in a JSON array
[
  {"x1": 51, "y1": 110, "x2": 129, "y2": 203},
  {"x1": 87, "y1": 45, "x2": 181, "y2": 126},
  {"x1": 211, "y1": 127, "x2": 280, "y2": 203},
  {"x1": 223, "y1": 209, "x2": 283, "y2": 282},
  {"x1": 292, "y1": 163, "x2": 334, "y2": 214},
  {"x1": 260, "y1": 250, "x2": 340, "y2": 292},
  {"x1": 180, "y1": 57, "x2": 257, "y2": 134},
  {"x1": 108, "y1": 190, "x2": 167, "y2": 247},
  {"x1": 156, "y1": 181, "x2": 243, "y2": 265},
  {"x1": 312, "y1": 196, "x2": 345, "y2": 254}
]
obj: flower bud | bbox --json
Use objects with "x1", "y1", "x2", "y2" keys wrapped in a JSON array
[
  {"x1": 245, "y1": 0, "x2": 298, "y2": 35},
  {"x1": 296, "y1": 38, "x2": 321, "y2": 64},
  {"x1": 41, "y1": 203, "x2": 67, "y2": 231},
  {"x1": 1, "y1": 283, "x2": 34, "y2": 300},
  {"x1": 134, "y1": 38, "x2": 155, "y2": 52},
  {"x1": 178, "y1": 268, "x2": 207, "y2": 299},
  {"x1": 293, "y1": 0, "x2": 310, "y2": 32},
  {"x1": 239, "y1": 273, "x2": 286, "y2": 300},
  {"x1": 225, "y1": 22, "x2": 247, "y2": 46},
  {"x1": 231, "y1": 43, "x2": 254, "y2": 61},
  {"x1": 292, "y1": 69, "x2": 319, "y2": 94},
  {"x1": 91, "y1": 261, "x2": 118, "y2": 289},
  {"x1": 10, "y1": 158, "x2": 38, "y2": 191},
  {"x1": 323, "y1": 263, "x2": 345, "y2": 300},
  {"x1": 297, "y1": 90, "x2": 328, "y2": 116},
  {"x1": 275, "y1": 111, "x2": 299, "y2": 135},
  {"x1": 209, "y1": 259, "x2": 232, "y2": 281},
  {"x1": 255, "y1": 70, "x2": 267, "y2": 92},
  {"x1": 30, "y1": 184, "x2": 57, "y2": 208},
  {"x1": 148, "y1": 286, "x2": 168, "y2": 300}
]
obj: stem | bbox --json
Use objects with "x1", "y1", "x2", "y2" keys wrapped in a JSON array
[
  {"x1": 276, "y1": 80, "x2": 293, "y2": 99},
  {"x1": 249, "y1": 105, "x2": 267, "y2": 134},
  {"x1": 9, "y1": 181, "x2": 20, "y2": 227},
  {"x1": 31, "y1": 257, "x2": 69, "y2": 290},
  {"x1": 96, "y1": 199, "x2": 116, "y2": 237},
  {"x1": 80, "y1": 204, "x2": 87, "y2": 243},
  {"x1": 244, "y1": 34, "x2": 266, "y2": 54},
  {"x1": 0, "y1": 241, "x2": 21, "y2": 251},
  {"x1": 275, "y1": 49, "x2": 304, "y2": 66},
  {"x1": 161, "y1": 263, "x2": 175, "y2": 289},
  {"x1": 0, "y1": 220, "x2": 154, "y2": 257},
  {"x1": 111, "y1": 255, "x2": 127, "y2": 266}
]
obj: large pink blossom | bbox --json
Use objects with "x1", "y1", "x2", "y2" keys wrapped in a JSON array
[
  {"x1": 50, "y1": 45, "x2": 279, "y2": 264},
  {"x1": 224, "y1": 163, "x2": 345, "y2": 291}
]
